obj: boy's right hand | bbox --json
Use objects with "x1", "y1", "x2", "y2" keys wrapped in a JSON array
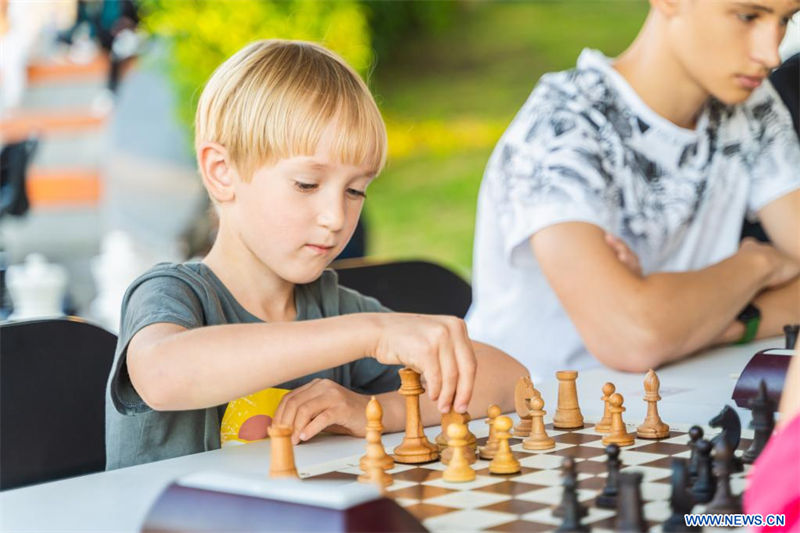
[
  {"x1": 367, "y1": 313, "x2": 476, "y2": 415},
  {"x1": 739, "y1": 237, "x2": 800, "y2": 289}
]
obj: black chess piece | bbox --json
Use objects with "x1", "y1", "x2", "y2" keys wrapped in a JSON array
[
  {"x1": 596, "y1": 444, "x2": 621, "y2": 509},
  {"x1": 663, "y1": 459, "x2": 700, "y2": 532},
  {"x1": 706, "y1": 438, "x2": 743, "y2": 514},
  {"x1": 553, "y1": 456, "x2": 586, "y2": 519},
  {"x1": 784, "y1": 324, "x2": 800, "y2": 349},
  {"x1": 709, "y1": 406, "x2": 743, "y2": 472},
  {"x1": 616, "y1": 471, "x2": 647, "y2": 533},
  {"x1": 743, "y1": 380, "x2": 776, "y2": 464},
  {"x1": 690, "y1": 439, "x2": 716, "y2": 504},
  {"x1": 687, "y1": 426, "x2": 703, "y2": 481},
  {"x1": 555, "y1": 457, "x2": 588, "y2": 532},
  {"x1": 709, "y1": 406, "x2": 741, "y2": 450}
]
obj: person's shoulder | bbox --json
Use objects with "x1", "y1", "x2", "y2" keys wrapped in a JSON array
[
  {"x1": 127, "y1": 261, "x2": 209, "y2": 293},
  {"x1": 116, "y1": 263, "x2": 210, "y2": 348},
  {"x1": 510, "y1": 50, "x2": 619, "y2": 142},
  {"x1": 710, "y1": 79, "x2": 796, "y2": 150},
  {"x1": 740, "y1": 80, "x2": 792, "y2": 126},
  {"x1": 534, "y1": 51, "x2": 615, "y2": 107}
]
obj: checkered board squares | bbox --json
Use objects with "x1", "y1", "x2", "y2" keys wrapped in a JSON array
[{"x1": 300, "y1": 422, "x2": 754, "y2": 532}]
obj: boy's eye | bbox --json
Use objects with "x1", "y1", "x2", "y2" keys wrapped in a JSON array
[
  {"x1": 347, "y1": 188, "x2": 367, "y2": 199},
  {"x1": 294, "y1": 181, "x2": 318, "y2": 192},
  {"x1": 737, "y1": 12, "x2": 758, "y2": 23}
]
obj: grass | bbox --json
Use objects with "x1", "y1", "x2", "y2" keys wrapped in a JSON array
[{"x1": 365, "y1": 0, "x2": 648, "y2": 277}]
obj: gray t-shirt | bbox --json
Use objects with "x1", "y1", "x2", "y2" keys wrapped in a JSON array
[{"x1": 105, "y1": 262, "x2": 401, "y2": 470}]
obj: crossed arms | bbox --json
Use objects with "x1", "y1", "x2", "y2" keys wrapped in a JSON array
[{"x1": 530, "y1": 189, "x2": 800, "y2": 372}]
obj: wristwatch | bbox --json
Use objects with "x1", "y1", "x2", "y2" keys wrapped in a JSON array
[{"x1": 735, "y1": 303, "x2": 761, "y2": 345}]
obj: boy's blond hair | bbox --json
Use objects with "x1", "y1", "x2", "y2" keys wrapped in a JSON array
[{"x1": 195, "y1": 39, "x2": 387, "y2": 180}]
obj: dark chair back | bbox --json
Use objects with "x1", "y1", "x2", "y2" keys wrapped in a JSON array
[
  {"x1": 0, "y1": 318, "x2": 116, "y2": 491},
  {"x1": 333, "y1": 259, "x2": 472, "y2": 318}
]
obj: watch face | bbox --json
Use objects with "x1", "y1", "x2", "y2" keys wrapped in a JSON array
[{"x1": 738, "y1": 304, "x2": 761, "y2": 322}]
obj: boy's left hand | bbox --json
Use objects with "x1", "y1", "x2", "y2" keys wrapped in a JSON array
[{"x1": 273, "y1": 379, "x2": 369, "y2": 445}]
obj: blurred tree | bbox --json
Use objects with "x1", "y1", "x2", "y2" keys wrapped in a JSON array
[
  {"x1": 139, "y1": 0, "x2": 457, "y2": 134},
  {"x1": 365, "y1": 2, "x2": 457, "y2": 63},
  {"x1": 139, "y1": 0, "x2": 374, "y2": 132}
]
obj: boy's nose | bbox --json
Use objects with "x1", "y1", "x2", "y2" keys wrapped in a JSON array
[
  {"x1": 317, "y1": 200, "x2": 346, "y2": 232},
  {"x1": 750, "y1": 23, "x2": 782, "y2": 71}
]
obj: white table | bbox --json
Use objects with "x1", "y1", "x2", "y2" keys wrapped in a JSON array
[
  {"x1": 535, "y1": 337, "x2": 786, "y2": 426},
  {"x1": 0, "y1": 337, "x2": 786, "y2": 532}
]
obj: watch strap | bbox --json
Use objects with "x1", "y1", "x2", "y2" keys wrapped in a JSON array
[{"x1": 735, "y1": 304, "x2": 761, "y2": 345}]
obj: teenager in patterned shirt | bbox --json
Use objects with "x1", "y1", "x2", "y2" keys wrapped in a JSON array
[{"x1": 467, "y1": 0, "x2": 800, "y2": 380}]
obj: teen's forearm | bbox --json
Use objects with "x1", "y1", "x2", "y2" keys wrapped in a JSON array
[
  {"x1": 378, "y1": 341, "x2": 526, "y2": 433},
  {"x1": 637, "y1": 250, "x2": 774, "y2": 360},
  {"x1": 131, "y1": 314, "x2": 379, "y2": 410},
  {"x1": 533, "y1": 224, "x2": 784, "y2": 372},
  {"x1": 591, "y1": 248, "x2": 777, "y2": 370},
  {"x1": 713, "y1": 277, "x2": 800, "y2": 345}
]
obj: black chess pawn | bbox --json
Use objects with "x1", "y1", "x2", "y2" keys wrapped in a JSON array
[
  {"x1": 596, "y1": 444, "x2": 621, "y2": 509},
  {"x1": 784, "y1": 323, "x2": 799, "y2": 349},
  {"x1": 616, "y1": 472, "x2": 647, "y2": 533},
  {"x1": 555, "y1": 457, "x2": 588, "y2": 532},
  {"x1": 663, "y1": 459, "x2": 699, "y2": 532},
  {"x1": 706, "y1": 438, "x2": 742, "y2": 514},
  {"x1": 743, "y1": 380, "x2": 776, "y2": 464},
  {"x1": 687, "y1": 426, "x2": 703, "y2": 481},
  {"x1": 690, "y1": 439, "x2": 716, "y2": 504},
  {"x1": 553, "y1": 456, "x2": 586, "y2": 520}
]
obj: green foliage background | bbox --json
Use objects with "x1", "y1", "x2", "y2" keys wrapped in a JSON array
[
  {"x1": 140, "y1": 0, "x2": 378, "y2": 131},
  {"x1": 141, "y1": 0, "x2": 650, "y2": 277}
]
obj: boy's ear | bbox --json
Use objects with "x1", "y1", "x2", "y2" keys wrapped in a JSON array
[
  {"x1": 650, "y1": 0, "x2": 681, "y2": 17},
  {"x1": 198, "y1": 142, "x2": 236, "y2": 203}
]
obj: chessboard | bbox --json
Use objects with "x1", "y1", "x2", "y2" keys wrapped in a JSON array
[{"x1": 300, "y1": 421, "x2": 754, "y2": 532}]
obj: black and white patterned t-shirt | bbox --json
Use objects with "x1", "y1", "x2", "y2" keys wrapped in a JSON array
[{"x1": 466, "y1": 49, "x2": 800, "y2": 380}]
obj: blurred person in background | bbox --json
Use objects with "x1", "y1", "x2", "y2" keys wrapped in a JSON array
[
  {"x1": 0, "y1": 0, "x2": 74, "y2": 113},
  {"x1": 56, "y1": 0, "x2": 140, "y2": 95}
]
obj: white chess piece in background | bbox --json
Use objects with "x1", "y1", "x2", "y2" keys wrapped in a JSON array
[
  {"x1": 89, "y1": 230, "x2": 150, "y2": 332},
  {"x1": 6, "y1": 253, "x2": 68, "y2": 320}
]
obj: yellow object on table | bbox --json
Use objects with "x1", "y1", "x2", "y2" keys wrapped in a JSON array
[{"x1": 220, "y1": 388, "x2": 290, "y2": 446}]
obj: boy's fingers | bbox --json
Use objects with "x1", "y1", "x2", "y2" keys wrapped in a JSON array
[
  {"x1": 435, "y1": 331, "x2": 458, "y2": 414},
  {"x1": 298, "y1": 409, "x2": 335, "y2": 443},
  {"x1": 422, "y1": 349, "x2": 442, "y2": 404},
  {"x1": 605, "y1": 233, "x2": 621, "y2": 248},
  {"x1": 274, "y1": 379, "x2": 322, "y2": 427},
  {"x1": 290, "y1": 393, "x2": 326, "y2": 445},
  {"x1": 451, "y1": 327, "x2": 476, "y2": 413}
]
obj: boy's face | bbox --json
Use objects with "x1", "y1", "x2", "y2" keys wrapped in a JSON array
[
  {"x1": 667, "y1": 0, "x2": 799, "y2": 104},
  {"x1": 231, "y1": 128, "x2": 376, "y2": 285}
]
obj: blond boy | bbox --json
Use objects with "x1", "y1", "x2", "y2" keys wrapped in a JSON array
[{"x1": 105, "y1": 40, "x2": 526, "y2": 469}]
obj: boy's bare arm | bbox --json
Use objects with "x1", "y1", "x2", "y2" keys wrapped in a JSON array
[
  {"x1": 272, "y1": 340, "x2": 525, "y2": 443},
  {"x1": 383, "y1": 341, "x2": 527, "y2": 431},
  {"x1": 529, "y1": 222, "x2": 800, "y2": 372},
  {"x1": 128, "y1": 313, "x2": 477, "y2": 412}
]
